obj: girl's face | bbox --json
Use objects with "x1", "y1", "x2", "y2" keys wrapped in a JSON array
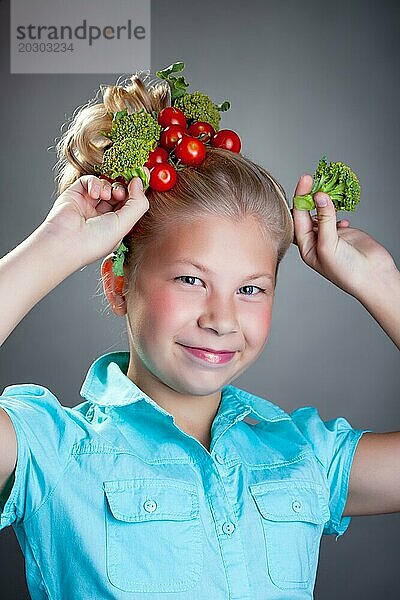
[{"x1": 124, "y1": 214, "x2": 277, "y2": 399}]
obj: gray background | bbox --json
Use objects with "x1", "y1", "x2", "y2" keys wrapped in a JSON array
[{"x1": 0, "y1": 0, "x2": 399, "y2": 598}]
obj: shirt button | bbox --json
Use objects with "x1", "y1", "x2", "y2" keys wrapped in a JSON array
[
  {"x1": 143, "y1": 499, "x2": 157, "y2": 513},
  {"x1": 214, "y1": 453, "x2": 224, "y2": 464},
  {"x1": 292, "y1": 500, "x2": 302, "y2": 512},
  {"x1": 222, "y1": 521, "x2": 235, "y2": 535}
]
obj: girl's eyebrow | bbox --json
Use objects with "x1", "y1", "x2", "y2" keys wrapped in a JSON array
[{"x1": 172, "y1": 259, "x2": 275, "y2": 282}]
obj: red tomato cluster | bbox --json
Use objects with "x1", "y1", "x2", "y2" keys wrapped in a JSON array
[
  {"x1": 100, "y1": 107, "x2": 242, "y2": 193},
  {"x1": 145, "y1": 106, "x2": 242, "y2": 192}
]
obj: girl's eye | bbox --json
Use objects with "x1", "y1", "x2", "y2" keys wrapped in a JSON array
[
  {"x1": 175, "y1": 277, "x2": 265, "y2": 296},
  {"x1": 176, "y1": 275, "x2": 203, "y2": 286},
  {"x1": 239, "y1": 285, "x2": 266, "y2": 296}
]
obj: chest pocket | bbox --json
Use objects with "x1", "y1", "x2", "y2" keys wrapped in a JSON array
[
  {"x1": 249, "y1": 479, "x2": 330, "y2": 590},
  {"x1": 103, "y1": 478, "x2": 203, "y2": 593}
]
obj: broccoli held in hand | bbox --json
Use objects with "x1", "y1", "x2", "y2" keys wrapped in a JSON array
[{"x1": 293, "y1": 156, "x2": 361, "y2": 212}]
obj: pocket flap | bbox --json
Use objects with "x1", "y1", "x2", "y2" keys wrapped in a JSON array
[
  {"x1": 249, "y1": 480, "x2": 330, "y2": 524},
  {"x1": 103, "y1": 478, "x2": 199, "y2": 523}
]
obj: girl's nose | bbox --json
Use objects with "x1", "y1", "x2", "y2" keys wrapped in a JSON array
[{"x1": 197, "y1": 297, "x2": 240, "y2": 336}]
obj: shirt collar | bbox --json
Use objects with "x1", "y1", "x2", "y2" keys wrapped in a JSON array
[{"x1": 79, "y1": 351, "x2": 288, "y2": 424}]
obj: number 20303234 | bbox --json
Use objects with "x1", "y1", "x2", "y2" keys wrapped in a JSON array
[{"x1": 18, "y1": 42, "x2": 74, "y2": 53}]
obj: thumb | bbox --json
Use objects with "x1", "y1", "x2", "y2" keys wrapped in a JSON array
[
  {"x1": 115, "y1": 172, "x2": 150, "y2": 238},
  {"x1": 314, "y1": 192, "x2": 338, "y2": 253}
]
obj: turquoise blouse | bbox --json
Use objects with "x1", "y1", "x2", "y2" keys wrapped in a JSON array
[{"x1": 0, "y1": 350, "x2": 371, "y2": 599}]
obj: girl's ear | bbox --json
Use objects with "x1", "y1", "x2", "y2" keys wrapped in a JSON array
[{"x1": 100, "y1": 256, "x2": 128, "y2": 316}]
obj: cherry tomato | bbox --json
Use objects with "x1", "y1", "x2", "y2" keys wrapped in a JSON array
[
  {"x1": 149, "y1": 163, "x2": 177, "y2": 192},
  {"x1": 99, "y1": 174, "x2": 129, "y2": 187},
  {"x1": 187, "y1": 121, "x2": 215, "y2": 143},
  {"x1": 158, "y1": 107, "x2": 187, "y2": 129},
  {"x1": 114, "y1": 176, "x2": 128, "y2": 186},
  {"x1": 211, "y1": 129, "x2": 241, "y2": 153},
  {"x1": 160, "y1": 125, "x2": 187, "y2": 152},
  {"x1": 98, "y1": 174, "x2": 115, "y2": 184},
  {"x1": 174, "y1": 136, "x2": 206, "y2": 166},
  {"x1": 144, "y1": 146, "x2": 169, "y2": 169}
]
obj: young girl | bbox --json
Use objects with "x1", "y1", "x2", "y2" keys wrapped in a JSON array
[{"x1": 0, "y1": 69, "x2": 399, "y2": 600}]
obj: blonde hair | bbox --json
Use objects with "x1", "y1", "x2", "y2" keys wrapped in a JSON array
[{"x1": 55, "y1": 70, "x2": 294, "y2": 286}]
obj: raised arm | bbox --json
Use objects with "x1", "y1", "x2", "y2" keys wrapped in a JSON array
[
  {"x1": 0, "y1": 174, "x2": 149, "y2": 501},
  {"x1": 292, "y1": 174, "x2": 400, "y2": 517},
  {"x1": 291, "y1": 174, "x2": 399, "y2": 348},
  {"x1": 356, "y1": 268, "x2": 400, "y2": 348},
  {"x1": 0, "y1": 223, "x2": 84, "y2": 347},
  {"x1": 0, "y1": 174, "x2": 149, "y2": 347}
]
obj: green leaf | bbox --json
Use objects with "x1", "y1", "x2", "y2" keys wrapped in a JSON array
[
  {"x1": 155, "y1": 62, "x2": 190, "y2": 104},
  {"x1": 112, "y1": 109, "x2": 127, "y2": 123},
  {"x1": 156, "y1": 62, "x2": 185, "y2": 79},
  {"x1": 216, "y1": 100, "x2": 231, "y2": 112},
  {"x1": 126, "y1": 166, "x2": 150, "y2": 191},
  {"x1": 111, "y1": 240, "x2": 128, "y2": 276},
  {"x1": 169, "y1": 76, "x2": 190, "y2": 103}
]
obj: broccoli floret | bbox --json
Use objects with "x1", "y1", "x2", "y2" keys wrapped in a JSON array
[
  {"x1": 100, "y1": 138, "x2": 153, "y2": 181},
  {"x1": 174, "y1": 91, "x2": 221, "y2": 132},
  {"x1": 97, "y1": 108, "x2": 161, "y2": 183},
  {"x1": 104, "y1": 107, "x2": 161, "y2": 144},
  {"x1": 293, "y1": 156, "x2": 361, "y2": 212}
]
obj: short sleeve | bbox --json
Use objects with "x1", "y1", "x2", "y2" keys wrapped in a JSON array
[
  {"x1": 0, "y1": 383, "x2": 78, "y2": 531},
  {"x1": 290, "y1": 406, "x2": 373, "y2": 540}
]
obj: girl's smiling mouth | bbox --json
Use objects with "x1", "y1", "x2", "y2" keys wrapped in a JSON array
[{"x1": 177, "y1": 343, "x2": 237, "y2": 365}]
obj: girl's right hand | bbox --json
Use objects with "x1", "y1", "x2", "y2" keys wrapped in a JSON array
[{"x1": 43, "y1": 169, "x2": 150, "y2": 267}]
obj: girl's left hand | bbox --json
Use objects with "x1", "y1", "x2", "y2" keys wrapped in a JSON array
[{"x1": 291, "y1": 174, "x2": 398, "y2": 299}]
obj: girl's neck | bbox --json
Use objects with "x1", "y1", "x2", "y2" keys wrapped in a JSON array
[{"x1": 126, "y1": 355, "x2": 221, "y2": 450}]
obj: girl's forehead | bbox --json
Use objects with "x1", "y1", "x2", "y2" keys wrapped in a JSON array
[
  {"x1": 143, "y1": 215, "x2": 277, "y2": 271},
  {"x1": 162, "y1": 214, "x2": 269, "y2": 247}
]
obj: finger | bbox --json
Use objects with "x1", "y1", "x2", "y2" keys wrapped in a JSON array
[
  {"x1": 291, "y1": 174, "x2": 315, "y2": 251},
  {"x1": 89, "y1": 176, "x2": 111, "y2": 200},
  {"x1": 99, "y1": 181, "x2": 112, "y2": 202},
  {"x1": 312, "y1": 218, "x2": 350, "y2": 228},
  {"x1": 111, "y1": 182, "x2": 127, "y2": 201},
  {"x1": 78, "y1": 175, "x2": 112, "y2": 206},
  {"x1": 293, "y1": 173, "x2": 313, "y2": 199},
  {"x1": 93, "y1": 181, "x2": 114, "y2": 212},
  {"x1": 99, "y1": 183, "x2": 127, "y2": 209},
  {"x1": 114, "y1": 175, "x2": 150, "y2": 238},
  {"x1": 95, "y1": 181, "x2": 128, "y2": 212},
  {"x1": 74, "y1": 175, "x2": 101, "y2": 199},
  {"x1": 313, "y1": 192, "x2": 338, "y2": 253}
]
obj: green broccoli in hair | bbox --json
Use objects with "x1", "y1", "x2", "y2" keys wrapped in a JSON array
[
  {"x1": 156, "y1": 61, "x2": 231, "y2": 129},
  {"x1": 293, "y1": 156, "x2": 361, "y2": 211},
  {"x1": 95, "y1": 107, "x2": 160, "y2": 277},
  {"x1": 174, "y1": 91, "x2": 223, "y2": 132},
  {"x1": 96, "y1": 108, "x2": 161, "y2": 186}
]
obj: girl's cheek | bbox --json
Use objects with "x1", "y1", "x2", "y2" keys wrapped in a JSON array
[
  {"x1": 251, "y1": 305, "x2": 273, "y2": 337},
  {"x1": 147, "y1": 288, "x2": 189, "y2": 322},
  {"x1": 149, "y1": 292, "x2": 174, "y2": 317}
]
